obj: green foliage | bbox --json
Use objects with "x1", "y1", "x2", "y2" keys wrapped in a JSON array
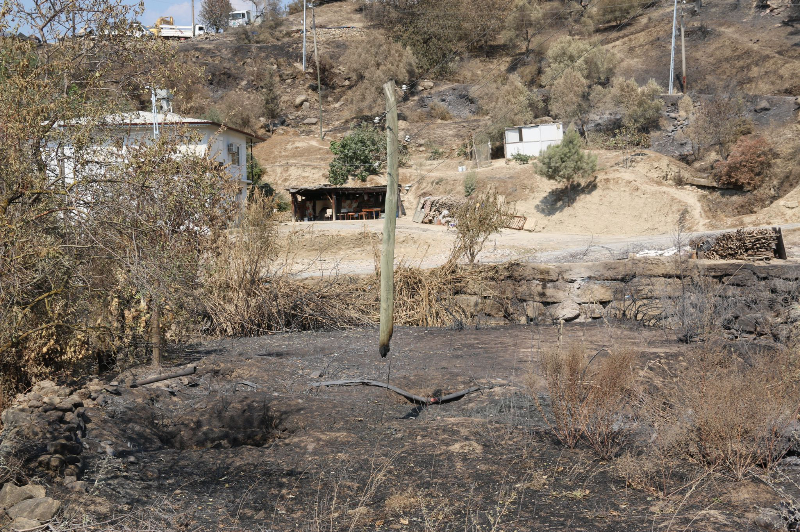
[
  {"x1": 610, "y1": 78, "x2": 663, "y2": 132},
  {"x1": 201, "y1": 107, "x2": 223, "y2": 123},
  {"x1": 247, "y1": 153, "x2": 275, "y2": 197},
  {"x1": 262, "y1": 68, "x2": 281, "y2": 121},
  {"x1": 428, "y1": 146, "x2": 444, "y2": 160},
  {"x1": 536, "y1": 129, "x2": 597, "y2": 194},
  {"x1": 199, "y1": 0, "x2": 233, "y2": 32},
  {"x1": 463, "y1": 171, "x2": 477, "y2": 197},
  {"x1": 713, "y1": 136, "x2": 775, "y2": 190},
  {"x1": 588, "y1": 0, "x2": 640, "y2": 26},
  {"x1": 503, "y1": 0, "x2": 544, "y2": 57},
  {"x1": 328, "y1": 124, "x2": 385, "y2": 185},
  {"x1": 543, "y1": 36, "x2": 617, "y2": 87},
  {"x1": 512, "y1": 153, "x2": 531, "y2": 164},
  {"x1": 549, "y1": 69, "x2": 589, "y2": 125}
]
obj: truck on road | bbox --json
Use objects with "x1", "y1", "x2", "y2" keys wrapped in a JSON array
[
  {"x1": 149, "y1": 17, "x2": 206, "y2": 39},
  {"x1": 228, "y1": 10, "x2": 252, "y2": 27}
]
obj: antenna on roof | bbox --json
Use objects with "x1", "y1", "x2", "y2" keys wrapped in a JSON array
[{"x1": 145, "y1": 86, "x2": 159, "y2": 138}]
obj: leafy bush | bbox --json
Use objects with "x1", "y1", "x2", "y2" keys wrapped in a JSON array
[
  {"x1": 712, "y1": 136, "x2": 775, "y2": 190},
  {"x1": 511, "y1": 153, "x2": 531, "y2": 164},
  {"x1": 595, "y1": 77, "x2": 663, "y2": 133},
  {"x1": 543, "y1": 36, "x2": 617, "y2": 87},
  {"x1": 535, "y1": 129, "x2": 597, "y2": 203},
  {"x1": 328, "y1": 124, "x2": 385, "y2": 185}
]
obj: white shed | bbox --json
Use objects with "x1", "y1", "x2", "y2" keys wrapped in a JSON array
[{"x1": 504, "y1": 122, "x2": 564, "y2": 159}]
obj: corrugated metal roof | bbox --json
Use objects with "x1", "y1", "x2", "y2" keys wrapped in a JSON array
[{"x1": 58, "y1": 111, "x2": 267, "y2": 141}]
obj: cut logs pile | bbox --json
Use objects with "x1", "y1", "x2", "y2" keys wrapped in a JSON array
[
  {"x1": 416, "y1": 196, "x2": 465, "y2": 225},
  {"x1": 692, "y1": 227, "x2": 786, "y2": 260}
]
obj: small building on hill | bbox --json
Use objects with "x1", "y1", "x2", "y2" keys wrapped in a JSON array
[
  {"x1": 504, "y1": 122, "x2": 564, "y2": 159},
  {"x1": 286, "y1": 184, "x2": 405, "y2": 222}
]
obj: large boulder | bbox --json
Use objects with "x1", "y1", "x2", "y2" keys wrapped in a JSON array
[
  {"x1": 549, "y1": 300, "x2": 581, "y2": 322},
  {"x1": 0, "y1": 484, "x2": 46, "y2": 511},
  {"x1": 7, "y1": 497, "x2": 61, "y2": 522}
]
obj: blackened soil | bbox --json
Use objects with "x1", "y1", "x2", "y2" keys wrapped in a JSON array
[{"x1": 60, "y1": 323, "x2": 789, "y2": 531}]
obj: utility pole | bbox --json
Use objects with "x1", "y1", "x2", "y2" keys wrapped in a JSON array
[
  {"x1": 192, "y1": 0, "x2": 195, "y2": 37},
  {"x1": 680, "y1": 0, "x2": 687, "y2": 92},
  {"x1": 669, "y1": 0, "x2": 678, "y2": 94},
  {"x1": 312, "y1": 5, "x2": 323, "y2": 139},
  {"x1": 302, "y1": 0, "x2": 307, "y2": 71},
  {"x1": 379, "y1": 80, "x2": 399, "y2": 358}
]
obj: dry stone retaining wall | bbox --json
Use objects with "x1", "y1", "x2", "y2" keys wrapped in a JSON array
[{"x1": 452, "y1": 258, "x2": 800, "y2": 336}]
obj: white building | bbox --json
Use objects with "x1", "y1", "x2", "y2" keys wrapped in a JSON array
[
  {"x1": 51, "y1": 111, "x2": 265, "y2": 203},
  {"x1": 503, "y1": 122, "x2": 564, "y2": 159}
]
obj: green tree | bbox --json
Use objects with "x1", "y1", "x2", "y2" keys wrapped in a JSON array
[
  {"x1": 200, "y1": 0, "x2": 233, "y2": 32},
  {"x1": 328, "y1": 124, "x2": 386, "y2": 185},
  {"x1": 503, "y1": 0, "x2": 544, "y2": 57},
  {"x1": 543, "y1": 36, "x2": 617, "y2": 87},
  {"x1": 549, "y1": 69, "x2": 590, "y2": 129},
  {"x1": 536, "y1": 129, "x2": 598, "y2": 204}
]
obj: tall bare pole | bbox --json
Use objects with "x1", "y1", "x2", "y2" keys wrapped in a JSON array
[
  {"x1": 302, "y1": 0, "x2": 307, "y2": 71},
  {"x1": 680, "y1": 0, "x2": 687, "y2": 92},
  {"x1": 191, "y1": 0, "x2": 195, "y2": 37},
  {"x1": 379, "y1": 81, "x2": 399, "y2": 358},
  {"x1": 669, "y1": 0, "x2": 678, "y2": 94},
  {"x1": 312, "y1": 5, "x2": 323, "y2": 139}
]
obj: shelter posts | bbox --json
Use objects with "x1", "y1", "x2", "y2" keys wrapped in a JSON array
[{"x1": 286, "y1": 185, "x2": 405, "y2": 222}]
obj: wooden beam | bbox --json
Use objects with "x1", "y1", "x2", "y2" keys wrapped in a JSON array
[{"x1": 379, "y1": 81, "x2": 399, "y2": 358}]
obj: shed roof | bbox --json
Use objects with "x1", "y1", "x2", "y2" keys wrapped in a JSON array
[
  {"x1": 286, "y1": 185, "x2": 391, "y2": 195},
  {"x1": 58, "y1": 111, "x2": 267, "y2": 142}
]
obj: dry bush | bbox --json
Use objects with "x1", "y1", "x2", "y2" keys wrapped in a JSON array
[
  {"x1": 533, "y1": 345, "x2": 636, "y2": 458},
  {"x1": 202, "y1": 194, "x2": 375, "y2": 335},
  {"x1": 218, "y1": 90, "x2": 263, "y2": 135},
  {"x1": 452, "y1": 190, "x2": 515, "y2": 264},
  {"x1": 712, "y1": 136, "x2": 775, "y2": 190},
  {"x1": 651, "y1": 348, "x2": 800, "y2": 480},
  {"x1": 340, "y1": 38, "x2": 416, "y2": 115},
  {"x1": 428, "y1": 101, "x2": 452, "y2": 121}
]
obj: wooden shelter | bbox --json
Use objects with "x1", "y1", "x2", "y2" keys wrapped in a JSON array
[{"x1": 286, "y1": 185, "x2": 404, "y2": 222}]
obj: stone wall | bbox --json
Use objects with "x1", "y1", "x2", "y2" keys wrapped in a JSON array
[{"x1": 451, "y1": 258, "x2": 800, "y2": 337}]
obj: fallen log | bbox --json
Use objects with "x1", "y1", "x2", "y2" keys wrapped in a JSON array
[
  {"x1": 311, "y1": 379, "x2": 482, "y2": 405},
  {"x1": 130, "y1": 366, "x2": 196, "y2": 388}
]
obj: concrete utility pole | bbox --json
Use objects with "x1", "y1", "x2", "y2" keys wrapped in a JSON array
[
  {"x1": 302, "y1": 0, "x2": 307, "y2": 71},
  {"x1": 192, "y1": 0, "x2": 195, "y2": 36},
  {"x1": 680, "y1": 0, "x2": 687, "y2": 92},
  {"x1": 312, "y1": 5, "x2": 323, "y2": 139},
  {"x1": 669, "y1": 0, "x2": 678, "y2": 94},
  {"x1": 379, "y1": 80, "x2": 399, "y2": 358}
]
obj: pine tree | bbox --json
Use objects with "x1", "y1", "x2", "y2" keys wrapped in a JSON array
[{"x1": 535, "y1": 129, "x2": 597, "y2": 205}]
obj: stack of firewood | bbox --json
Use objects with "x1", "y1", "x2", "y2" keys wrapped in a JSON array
[
  {"x1": 420, "y1": 196, "x2": 465, "y2": 224},
  {"x1": 692, "y1": 228, "x2": 780, "y2": 260}
]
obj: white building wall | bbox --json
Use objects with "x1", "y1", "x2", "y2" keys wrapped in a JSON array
[{"x1": 504, "y1": 123, "x2": 564, "y2": 158}]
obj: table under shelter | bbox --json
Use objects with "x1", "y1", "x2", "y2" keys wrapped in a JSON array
[{"x1": 286, "y1": 185, "x2": 404, "y2": 222}]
